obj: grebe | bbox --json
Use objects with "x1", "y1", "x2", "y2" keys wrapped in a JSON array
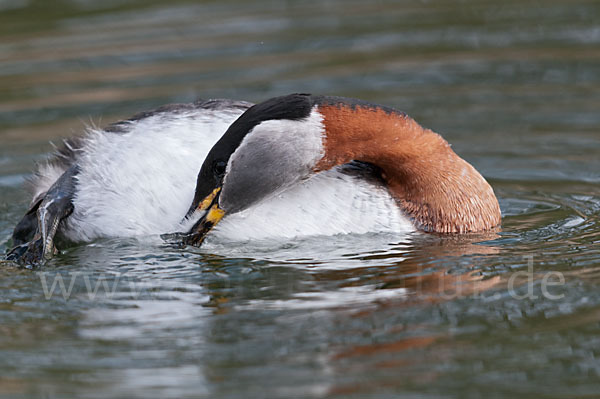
[{"x1": 7, "y1": 94, "x2": 501, "y2": 266}]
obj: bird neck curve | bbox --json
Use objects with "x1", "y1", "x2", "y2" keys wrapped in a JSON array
[{"x1": 313, "y1": 103, "x2": 501, "y2": 233}]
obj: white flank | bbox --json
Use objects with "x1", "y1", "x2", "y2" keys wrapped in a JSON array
[{"x1": 61, "y1": 109, "x2": 243, "y2": 242}]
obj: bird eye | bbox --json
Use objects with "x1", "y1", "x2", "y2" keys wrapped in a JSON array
[{"x1": 213, "y1": 160, "x2": 227, "y2": 177}]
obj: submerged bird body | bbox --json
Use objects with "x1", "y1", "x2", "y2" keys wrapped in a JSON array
[{"x1": 7, "y1": 94, "x2": 500, "y2": 266}]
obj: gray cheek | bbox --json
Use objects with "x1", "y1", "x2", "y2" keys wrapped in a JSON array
[{"x1": 219, "y1": 142, "x2": 313, "y2": 214}]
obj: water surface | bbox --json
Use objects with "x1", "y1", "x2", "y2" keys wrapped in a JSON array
[{"x1": 1, "y1": 0, "x2": 599, "y2": 398}]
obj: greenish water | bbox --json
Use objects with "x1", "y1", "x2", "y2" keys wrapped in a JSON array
[{"x1": 1, "y1": 0, "x2": 600, "y2": 398}]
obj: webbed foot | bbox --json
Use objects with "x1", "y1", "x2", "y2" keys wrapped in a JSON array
[{"x1": 6, "y1": 236, "x2": 56, "y2": 268}]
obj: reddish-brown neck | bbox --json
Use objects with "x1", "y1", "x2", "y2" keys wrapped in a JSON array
[{"x1": 314, "y1": 104, "x2": 501, "y2": 233}]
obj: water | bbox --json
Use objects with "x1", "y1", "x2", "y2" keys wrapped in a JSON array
[{"x1": 1, "y1": 0, "x2": 599, "y2": 397}]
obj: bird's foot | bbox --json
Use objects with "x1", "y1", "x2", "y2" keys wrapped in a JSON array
[{"x1": 5, "y1": 235, "x2": 56, "y2": 268}]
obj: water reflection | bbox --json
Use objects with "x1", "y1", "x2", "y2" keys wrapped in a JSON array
[{"x1": 45, "y1": 233, "x2": 502, "y2": 396}]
